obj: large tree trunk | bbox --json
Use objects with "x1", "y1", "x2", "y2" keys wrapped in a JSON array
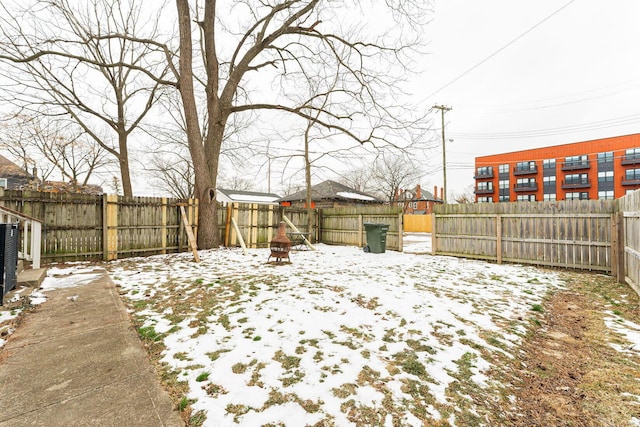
[{"x1": 175, "y1": 0, "x2": 220, "y2": 249}]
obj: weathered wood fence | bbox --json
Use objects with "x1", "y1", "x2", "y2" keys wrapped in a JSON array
[
  {"x1": 0, "y1": 190, "x2": 198, "y2": 262},
  {"x1": 431, "y1": 193, "x2": 640, "y2": 297},
  {"x1": 432, "y1": 200, "x2": 617, "y2": 273},
  {"x1": 619, "y1": 190, "x2": 640, "y2": 295},
  {"x1": 321, "y1": 206, "x2": 404, "y2": 251},
  {"x1": 0, "y1": 190, "x2": 403, "y2": 262}
]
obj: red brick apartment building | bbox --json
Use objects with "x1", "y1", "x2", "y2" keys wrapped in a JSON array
[{"x1": 474, "y1": 133, "x2": 640, "y2": 202}]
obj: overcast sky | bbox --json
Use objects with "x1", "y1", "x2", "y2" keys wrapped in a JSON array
[{"x1": 415, "y1": 0, "x2": 640, "y2": 198}]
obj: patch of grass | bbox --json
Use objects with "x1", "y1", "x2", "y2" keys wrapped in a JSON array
[
  {"x1": 178, "y1": 396, "x2": 189, "y2": 412},
  {"x1": 194, "y1": 278, "x2": 204, "y2": 285},
  {"x1": 195, "y1": 372, "x2": 210, "y2": 382},
  {"x1": 531, "y1": 304, "x2": 544, "y2": 313},
  {"x1": 137, "y1": 326, "x2": 162, "y2": 342},
  {"x1": 406, "y1": 339, "x2": 437, "y2": 355},
  {"x1": 206, "y1": 349, "x2": 230, "y2": 361},
  {"x1": 253, "y1": 335, "x2": 262, "y2": 341},
  {"x1": 273, "y1": 350, "x2": 301, "y2": 371},
  {"x1": 332, "y1": 383, "x2": 357, "y2": 399},
  {"x1": 232, "y1": 363, "x2": 248, "y2": 374}
]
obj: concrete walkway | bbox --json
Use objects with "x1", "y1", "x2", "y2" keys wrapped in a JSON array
[{"x1": 0, "y1": 269, "x2": 183, "y2": 427}]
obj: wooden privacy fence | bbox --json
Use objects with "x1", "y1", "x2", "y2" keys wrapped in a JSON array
[
  {"x1": 321, "y1": 206, "x2": 403, "y2": 251},
  {"x1": 432, "y1": 200, "x2": 618, "y2": 273},
  {"x1": 219, "y1": 203, "x2": 314, "y2": 249},
  {"x1": 619, "y1": 190, "x2": 640, "y2": 296},
  {"x1": 0, "y1": 189, "x2": 404, "y2": 262},
  {"x1": 0, "y1": 190, "x2": 197, "y2": 262}
]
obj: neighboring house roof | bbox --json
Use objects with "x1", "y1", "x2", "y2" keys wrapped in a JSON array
[
  {"x1": 278, "y1": 180, "x2": 383, "y2": 203},
  {"x1": 0, "y1": 154, "x2": 33, "y2": 181},
  {"x1": 217, "y1": 188, "x2": 282, "y2": 204},
  {"x1": 397, "y1": 186, "x2": 443, "y2": 203}
]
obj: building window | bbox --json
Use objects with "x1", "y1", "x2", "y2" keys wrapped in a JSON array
[
  {"x1": 625, "y1": 148, "x2": 640, "y2": 160},
  {"x1": 499, "y1": 164, "x2": 509, "y2": 174},
  {"x1": 543, "y1": 175, "x2": 556, "y2": 185},
  {"x1": 517, "y1": 194, "x2": 536, "y2": 202},
  {"x1": 565, "y1": 155, "x2": 588, "y2": 166},
  {"x1": 0, "y1": 178, "x2": 6, "y2": 189},
  {"x1": 543, "y1": 159, "x2": 556, "y2": 170},
  {"x1": 543, "y1": 193, "x2": 556, "y2": 201},
  {"x1": 597, "y1": 151, "x2": 613, "y2": 163},
  {"x1": 515, "y1": 161, "x2": 536, "y2": 172},
  {"x1": 598, "y1": 190, "x2": 614, "y2": 200},
  {"x1": 477, "y1": 196, "x2": 493, "y2": 203},
  {"x1": 476, "y1": 166, "x2": 493, "y2": 176},
  {"x1": 515, "y1": 178, "x2": 536, "y2": 188},
  {"x1": 566, "y1": 192, "x2": 589, "y2": 200},
  {"x1": 626, "y1": 169, "x2": 640, "y2": 181},
  {"x1": 498, "y1": 180, "x2": 509, "y2": 189},
  {"x1": 477, "y1": 181, "x2": 493, "y2": 192},
  {"x1": 499, "y1": 194, "x2": 510, "y2": 202},
  {"x1": 598, "y1": 171, "x2": 614, "y2": 183},
  {"x1": 565, "y1": 173, "x2": 589, "y2": 185}
]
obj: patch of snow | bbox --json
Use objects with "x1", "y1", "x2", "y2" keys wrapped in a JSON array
[{"x1": 336, "y1": 191, "x2": 375, "y2": 201}]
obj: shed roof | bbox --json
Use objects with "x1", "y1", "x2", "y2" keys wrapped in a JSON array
[{"x1": 217, "y1": 188, "x2": 281, "y2": 204}]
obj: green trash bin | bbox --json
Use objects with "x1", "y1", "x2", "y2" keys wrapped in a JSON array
[{"x1": 363, "y1": 223, "x2": 390, "y2": 253}]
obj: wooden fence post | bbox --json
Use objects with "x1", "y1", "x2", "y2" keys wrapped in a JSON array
[
  {"x1": 496, "y1": 215, "x2": 503, "y2": 264},
  {"x1": 103, "y1": 194, "x2": 118, "y2": 261},
  {"x1": 358, "y1": 214, "x2": 363, "y2": 248},
  {"x1": 161, "y1": 197, "x2": 167, "y2": 254},
  {"x1": 612, "y1": 212, "x2": 625, "y2": 284},
  {"x1": 398, "y1": 212, "x2": 403, "y2": 252},
  {"x1": 431, "y1": 213, "x2": 437, "y2": 255}
]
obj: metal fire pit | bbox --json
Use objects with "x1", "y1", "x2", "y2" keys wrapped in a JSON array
[{"x1": 268, "y1": 221, "x2": 292, "y2": 263}]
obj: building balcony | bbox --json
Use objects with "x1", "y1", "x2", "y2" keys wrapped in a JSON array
[
  {"x1": 561, "y1": 160, "x2": 591, "y2": 171},
  {"x1": 474, "y1": 188, "x2": 494, "y2": 195},
  {"x1": 513, "y1": 166, "x2": 538, "y2": 176},
  {"x1": 561, "y1": 179, "x2": 591, "y2": 190},
  {"x1": 622, "y1": 178, "x2": 640, "y2": 187},
  {"x1": 474, "y1": 171, "x2": 494, "y2": 179},
  {"x1": 621, "y1": 155, "x2": 640, "y2": 166},
  {"x1": 513, "y1": 183, "x2": 538, "y2": 192}
]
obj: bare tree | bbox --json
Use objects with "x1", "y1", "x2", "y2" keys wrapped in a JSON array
[
  {"x1": 0, "y1": 113, "x2": 112, "y2": 187},
  {"x1": 0, "y1": 0, "x2": 171, "y2": 196},
  {"x1": 371, "y1": 153, "x2": 425, "y2": 203},
  {"x1": 173, "y1": 0, "x2": 433, "y2": 248},
  {"x1": 338, "y1": 165, "x2": 375, "y2": 194}
]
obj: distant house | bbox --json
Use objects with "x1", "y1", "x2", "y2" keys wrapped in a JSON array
[
  {"x1": 216, "y1": 188, "x2": 281, "y2": 205},
  {"x1": 0, "y1": 154, "x2": 34, "y2": 190},
  {"x1": 278, "y1": 180, "x2": 383, "y2": 209},
  {"x1": 0, "y1": 154, "x2": 103, "y2": 194},
  {"x1": 395, "y1": 185, "x2": 443, "y2": 214}
]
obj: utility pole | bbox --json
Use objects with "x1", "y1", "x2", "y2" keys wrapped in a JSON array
[{"x1": 433, "y1": 104, "x2": 452, "y2": 203}]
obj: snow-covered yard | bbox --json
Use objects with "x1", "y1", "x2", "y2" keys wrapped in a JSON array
[
  {"x1": 3, "y1": 234, "x2": 639, "y2": 426},
  {"x1": 106, "y1": 240, "x2": 564, "y2": 426}
]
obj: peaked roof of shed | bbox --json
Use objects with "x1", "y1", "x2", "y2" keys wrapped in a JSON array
[{"x1": 278, "y1": 180, "x2": 383, "y2": 203}]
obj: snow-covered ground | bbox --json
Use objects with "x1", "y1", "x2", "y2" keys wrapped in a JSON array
[
  {"x1": 2, "y1": 235, "x2": 639, "y2": 426},
  {"x1": 107, "y1": 239, "x2": 561, "y2": 426}
]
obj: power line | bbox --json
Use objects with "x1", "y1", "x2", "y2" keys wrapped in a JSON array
[
  {"x1": 423, "y1": 0, "x2": 577, "y2": 102},
  {"x1": 450, "y1": 114, "x2": 640, "y2": 140}
]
